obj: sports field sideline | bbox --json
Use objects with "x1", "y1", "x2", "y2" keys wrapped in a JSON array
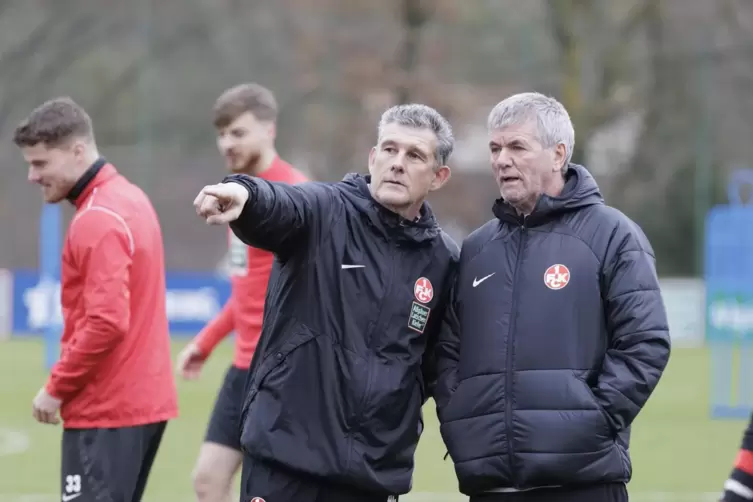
[{"x1": 0, "y1": 338, "x2": 747, "y2": 501}]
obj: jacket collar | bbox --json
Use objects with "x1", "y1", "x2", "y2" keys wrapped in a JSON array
[
  {"x1": 340, "y1": 173, "x2": 441, "y2": 244},
  {"x1": 492, "y1": 163, "x2": 603, "y2": 227},
  {"x1": 67, "y1": 158, "x2": 117, "y2": 208}
]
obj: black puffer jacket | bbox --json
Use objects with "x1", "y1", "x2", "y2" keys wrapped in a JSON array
[{"x1": 434, "y1": 164, "x2": 671, "y2": 495}]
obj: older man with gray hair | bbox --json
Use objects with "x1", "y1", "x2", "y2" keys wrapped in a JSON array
[
  {"x1": 433, "y1": 92, "x2": 671, "y2": 502},
  {"x1": 194, "y1": 103, "x2": 458, "y2": 502}
]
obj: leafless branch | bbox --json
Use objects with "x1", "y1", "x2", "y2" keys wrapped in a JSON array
[
  {"x1": 91, "y1": 22, "x2": 208, "y2": 118},
  {"x1": 394, "y1": 0, "x2": 434, "y2": 104}
]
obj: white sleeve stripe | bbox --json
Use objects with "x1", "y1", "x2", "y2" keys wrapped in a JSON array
[
  {"x1": 725, "y1": 479, "x2": 753, "y2": 499},
  {"x1": 85, "y1": 207, "x2": 135, "y2": 256},
  {"x1": 72, "y1": 189, "x2": 135, "y2": 256}
]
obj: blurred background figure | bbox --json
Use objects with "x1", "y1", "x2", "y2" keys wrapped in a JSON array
[
  {"x1": 175, "y1": 82, "x2": 308, "y2": 502},
  {"x1": 1, "y1": 1, "x2": 753, "y2": 501}
]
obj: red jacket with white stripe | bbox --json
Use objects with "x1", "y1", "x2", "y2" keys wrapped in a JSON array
[{"x1": 46, "y1": 160, "x2": 178, "y2": 428}]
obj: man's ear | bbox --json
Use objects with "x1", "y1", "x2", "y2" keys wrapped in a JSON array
[
  {"x1": 368, "y1": 146, "x2": 377, "y2": 172},
  {"x1": 71, "y1": 140, "x2": 87, "y2": 162},
  {"x1": 267, "y1": 122, "x2": 277, "y2": 141},
  {"x1": 430, "y1": 165, "x2": 451, "y2": 191},
  {"x1": 553, "y1": 142, "x2": 567, "y2": 172}
]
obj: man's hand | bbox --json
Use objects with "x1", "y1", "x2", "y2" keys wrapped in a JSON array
[
  {"x1": 176, "y1": 342, "x2": 207, "y2": 380},
  {"x1": 194, "y1": 182, "x2": 249, "y2": 225},
  {"x1": 32, "y1": 387, "x2": 61, "y2": 425}
]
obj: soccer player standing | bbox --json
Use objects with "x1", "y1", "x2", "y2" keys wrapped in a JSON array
[
  {"x1": 16, "y1": 97, "x2": 178, "y2": 502},
  {"x1": 175, "y1": 83, "x2": 308, "y2": 502}
]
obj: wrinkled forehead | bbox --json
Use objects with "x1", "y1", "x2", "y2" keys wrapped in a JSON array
[
  {"x1": 489, "y1": 120, "x2": 541, "y2": 146},
  {"x1": 378, "y1": 123, "x2": 437, "y2": 155}
]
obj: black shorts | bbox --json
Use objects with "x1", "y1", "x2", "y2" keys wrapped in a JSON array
[
  {"x1": 204, "y1": 364, "x2": 248, "y2": 450},
  {"x1": 61, "y1": 421, "x2": 166, "y2": 502},
  {"x1": 469, "y1": 483, "x2": 628, "y2": 502},
  {"x1": 240, "y1": 454, "x2": 400, "y2": 502}
]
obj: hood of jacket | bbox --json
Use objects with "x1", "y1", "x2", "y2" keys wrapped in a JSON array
[{"x1": 492, "y1": 163, "x2": 604, "y2": 226}]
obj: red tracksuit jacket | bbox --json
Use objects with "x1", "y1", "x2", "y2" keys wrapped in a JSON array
[{"x1": 46, "y1": 161, "x2": 179, "y2": 428}]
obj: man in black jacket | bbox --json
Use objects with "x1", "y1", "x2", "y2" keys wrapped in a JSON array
[
  {"x1": 194, "y1": 103, "x2": 458, "y2": 502},
  {"x1": 434, "y1": 92, "x2": 671, "y2": 502}
]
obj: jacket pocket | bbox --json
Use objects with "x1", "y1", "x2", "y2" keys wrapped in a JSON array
[
  {"x1": 240, "y1": 327, "x2": 319, "y2": 424},
  {"x1": 438, "y1": 374, "x2": 507, "y2": 464},
  {"x1": 572, "y1": 370, "x2": 614, "y2": 437}
]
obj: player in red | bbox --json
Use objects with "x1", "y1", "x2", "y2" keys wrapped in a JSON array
[
  {"x1": 17, "y1": 97, "x2": 179, "y2": 502},
  {"x1": 176, "y1": 83, "x2": 308, "y2": 502}
]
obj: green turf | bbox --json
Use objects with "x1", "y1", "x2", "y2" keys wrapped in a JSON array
[{"x1": 0, "y1": 339, "x2": 748, "y2": 501}]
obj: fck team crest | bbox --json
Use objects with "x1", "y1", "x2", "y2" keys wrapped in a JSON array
[
  {"x1": 409, "y1": 277, "x2": 433, "y2": 333},
  {"x1": 544, "y1": 264, "x2": 570, "y2": 290},
  {"x1": 414, "y1": 277, "x2": 434, "y2": 303}
]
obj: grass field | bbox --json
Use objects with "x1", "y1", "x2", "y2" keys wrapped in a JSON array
[{"x1": 0, "y1": 339, "x2": 749, "y2": 502}]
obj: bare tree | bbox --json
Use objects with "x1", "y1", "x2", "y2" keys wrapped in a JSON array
[
  {"x1": 546, "y1": 0, "x2": 649, "y2": 162},
  {"x1": 394, "y1": 0, "x2": 435, "y2": 104}
]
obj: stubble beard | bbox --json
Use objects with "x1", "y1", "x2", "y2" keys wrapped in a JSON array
[{"x1": 230, "y1": 151, "x2": 262, "y2": 176}]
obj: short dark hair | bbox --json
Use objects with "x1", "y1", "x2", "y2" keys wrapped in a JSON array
[
  {"x1": 212, "y1": 83, "x2": 278, "y2": 129},
  {"x1": 13, "y1": 97, "x2": 93, "y2": 148},
  {"x1": 378, "y1": 104, "x2": 455, "y2": 166}
]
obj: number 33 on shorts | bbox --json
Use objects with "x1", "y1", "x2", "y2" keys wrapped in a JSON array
[{"x1": 62, "y1": 474, "x2": 82, "y2": 501}]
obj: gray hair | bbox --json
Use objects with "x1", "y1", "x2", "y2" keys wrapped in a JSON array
[
  {"x1": 377, "y1": 103, "x2": 454, "y2": 167},
  {"x1": 487, "y1": 92, "x2": 575, "y2": 168}
]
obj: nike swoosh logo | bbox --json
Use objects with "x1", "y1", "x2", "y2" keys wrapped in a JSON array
[
  {"x1": 473, "y1": 273, "x2": 495, "y2": 287},
  {"x1": 62, "y1": 494, "x2": 82, "y2": 502},
  {"x1": 341, "y1": 264, "x2": 365, "y2": 269}
]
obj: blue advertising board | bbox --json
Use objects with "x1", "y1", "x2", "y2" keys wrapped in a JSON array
[
  {"x1": 705, "y1": 205, "x2": 753, "y2": 344},
  {"x1": 705, "y1": 168, "x2": 753, "y2": 418},
  {"x1": 11, "y1": 269, "x2": 231, "y2": 336}
]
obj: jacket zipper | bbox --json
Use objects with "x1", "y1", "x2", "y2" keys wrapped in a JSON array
[
  {"x1": 505, "y1": 222, "x2": 525, "y2": 487},
  {"x1": 348, "y1": 240, "x2": 399, "y2": 469},
  {"x1": 356, "y1": 246, "x2": 398, "y2": 418}
]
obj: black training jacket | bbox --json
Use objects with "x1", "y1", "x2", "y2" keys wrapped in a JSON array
[
  {"x1": 434, "y1": 164, "x2": 671, "y2": 495},
  {"x1": 224, "y1": 172, "x2": 458, "y2": 495}
]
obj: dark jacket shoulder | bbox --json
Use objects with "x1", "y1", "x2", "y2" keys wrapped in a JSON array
[{"x1": 460, "y1": 219, "x2": 501, "y2": 263}]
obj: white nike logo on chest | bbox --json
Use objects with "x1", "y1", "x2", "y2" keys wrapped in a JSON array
[{"x1": 473, "y1": 273, "x2": 495, "y2": 287}]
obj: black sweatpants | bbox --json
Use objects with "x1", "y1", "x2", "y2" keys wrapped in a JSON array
[
  {"x1": 61, "y1": 421, "x2": 167, "y2": 502},
  {"x1": 470, "y1": 483, "x2": 628, "y2": 502},
  {"x1": 240, "y1": 454, "x2": 400, "y2": 502}
]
